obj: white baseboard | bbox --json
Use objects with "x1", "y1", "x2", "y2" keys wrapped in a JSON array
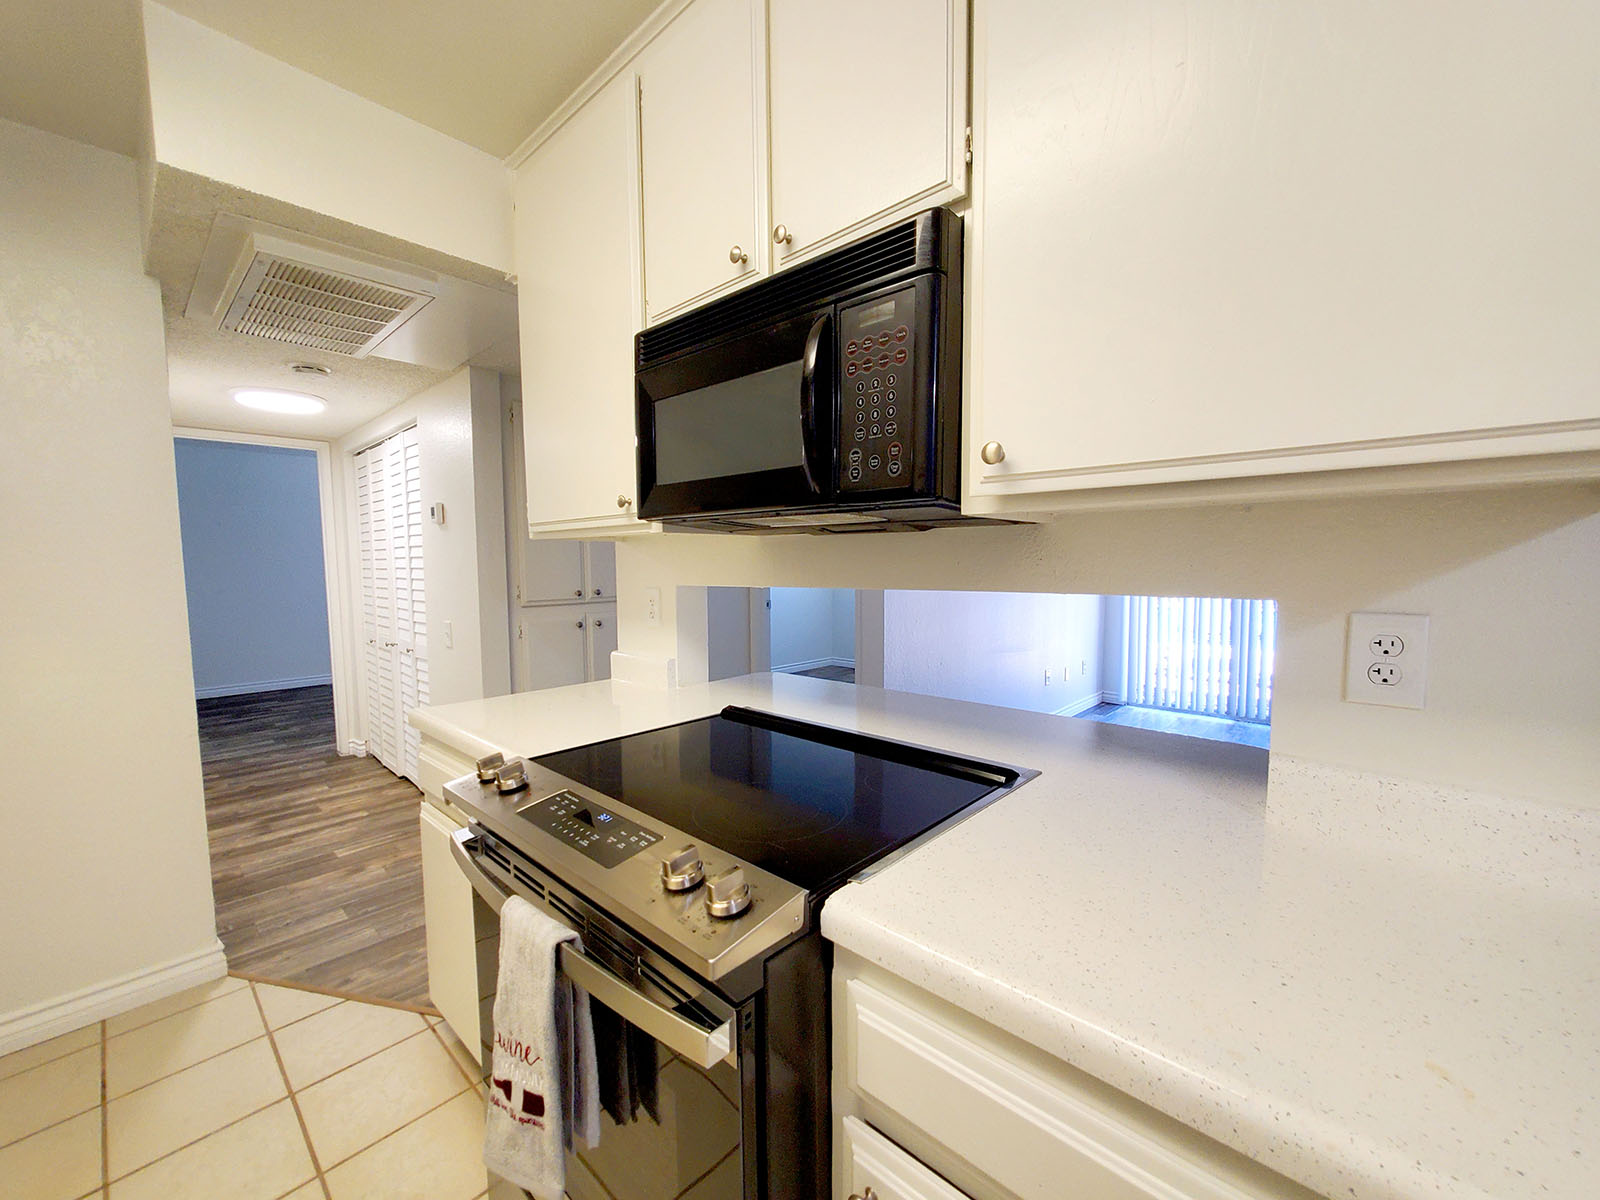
[
  {"x1": 775, "y1": 656, "x2": 856, "y2": 673},
  {"x1": 0, "y1": 940, "x2": 228, "y2": 1056},
  {"x1": 348, "y1": 738, "x2": 368, "y2": 757},
  {"x1": 195, "y1": 674, "x2": 332, "y2": 699},
  {"x1": 1055, "y1": 691, "x2": 1109, "y2": 717}
]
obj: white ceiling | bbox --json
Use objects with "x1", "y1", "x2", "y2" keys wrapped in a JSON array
[
  {"x1": 151, "y1": 167, "x2": 519, "y2": 440},
  {"x1": 154, "y1": 0, "x2": 662, "y2": 157},
  {"x1": 0, "y1": 0, "x2": 149, "y2": 157}
]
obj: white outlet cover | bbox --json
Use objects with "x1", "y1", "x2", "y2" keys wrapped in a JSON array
[
  {"x1": 1346, "y1": 612, "x2": 1429, "y2": 709},
  {"x1": 643, "y1": 587, "x2": 662, "y2": 627}
]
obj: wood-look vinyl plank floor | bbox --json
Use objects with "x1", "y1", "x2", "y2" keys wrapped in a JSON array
[{"x1": 196, "y1": 686, "x2": 433, "y2": 1007}]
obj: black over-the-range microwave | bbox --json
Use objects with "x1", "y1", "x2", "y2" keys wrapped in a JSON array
[{"x1": 634, "y1": 208, "x2": 996, "y2": 533}]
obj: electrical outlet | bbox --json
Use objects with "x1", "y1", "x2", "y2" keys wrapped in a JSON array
[
  {"x1": 644, "y1": 587, "x2": 661, "y2": 627},
  {"x1": 1367, "y1": 662, "x2": 1401, "y2": 686},
  {"x1": 1346, "y1": 612, "x2": 1429, "y2": 709},
  {"x1": 1043, "y1": 668, "x2": 1052, "y2": 685}
]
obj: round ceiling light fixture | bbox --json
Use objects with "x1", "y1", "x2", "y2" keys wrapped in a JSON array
[{"x1": 232, "y1": 388, "x2": 327, "y2": 415}]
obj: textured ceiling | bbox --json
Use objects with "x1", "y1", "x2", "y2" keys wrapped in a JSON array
[
  {"x1": 0, "y1": 0, "x2": 149, "y2": 156},
  {"x1": 151, "y1": 167, "x2": 515, "y2": 440},
  {"x1": 154, "y1": 0, "x2": 661, "y2": 156}
]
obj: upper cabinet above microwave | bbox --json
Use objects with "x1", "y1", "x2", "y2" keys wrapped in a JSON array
[{"x1": 637, "y1": 0, "x2": 970, "y2": 324}]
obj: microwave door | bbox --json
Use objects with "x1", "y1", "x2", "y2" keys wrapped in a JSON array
[{"x1": 636, "y1": 309, "x2": 834, "y2": 520}]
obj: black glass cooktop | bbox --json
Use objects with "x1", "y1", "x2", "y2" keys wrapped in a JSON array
[{"x1": 530, "y1": 707, "x2": 1018, "y2": 894}]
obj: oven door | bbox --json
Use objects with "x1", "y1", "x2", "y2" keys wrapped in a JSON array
[
  {"x1": 636, "y1": 307, "x2": 835, "y2": 520},
  {"x1": 453, "y1": 826, "x2": 752, "y2": 1200}
]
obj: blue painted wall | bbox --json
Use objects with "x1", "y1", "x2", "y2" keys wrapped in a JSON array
[{"x1": 174, "y1": 439, "x2": 331, "y2": 698}]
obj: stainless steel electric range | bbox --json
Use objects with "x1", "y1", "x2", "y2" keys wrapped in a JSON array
[{"x1": 446, "y1": 705, "x2": 1030, "y2": 1200}]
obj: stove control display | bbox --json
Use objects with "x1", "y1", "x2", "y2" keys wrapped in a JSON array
[{"x1": 518, "y1": 790, "x2": 661, "y2": 867}]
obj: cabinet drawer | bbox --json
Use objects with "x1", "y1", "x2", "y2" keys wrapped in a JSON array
[
  {"x1": 843, "y1": 979, "x2": 1275, "y2": 1200},
  {"x1": 843, "y1": 1116, "x2": 970, "y2": 1200}
]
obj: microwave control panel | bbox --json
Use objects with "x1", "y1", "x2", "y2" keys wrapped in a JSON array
[{"x1": 839, "y1": 286, "x2": 916, "y2": 491}]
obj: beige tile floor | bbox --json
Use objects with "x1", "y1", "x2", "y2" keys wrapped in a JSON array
[{"x1": 0, "y1": 975, "x2": 494, "y2": 1200}]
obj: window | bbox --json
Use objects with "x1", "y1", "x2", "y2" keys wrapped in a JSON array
[{"x1": 1122, "y1": 596, "x2": 1276, "y2": 723}]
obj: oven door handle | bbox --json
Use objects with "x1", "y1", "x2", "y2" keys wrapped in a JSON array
[
  {"x1": 798, "y1": 311, "x2": 831, "y2": 495},
  {"x1": 448, "y1": 825, "x2": 735, "y2": 1069}
]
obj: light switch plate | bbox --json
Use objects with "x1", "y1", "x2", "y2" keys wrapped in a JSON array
[{"x1": 1345, "y1": 612, "x2": 1429, "y2": 709}]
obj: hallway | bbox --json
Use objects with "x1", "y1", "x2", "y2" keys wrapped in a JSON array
[{"x1": 198, "y1": 687, "x2": 432, "y2": 1008}]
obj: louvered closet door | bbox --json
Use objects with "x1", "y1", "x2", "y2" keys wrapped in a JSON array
[
  {"x1": 394, "y1": 427, "x2": 427, "y2": 784},
  {"x1": 354, "y1": 428, "x2": 427, "y2": 781}
]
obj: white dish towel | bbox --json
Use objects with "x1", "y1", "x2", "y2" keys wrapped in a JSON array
[{"x1": 484, "y1": 896, "x2": 600, "y2": 1199}]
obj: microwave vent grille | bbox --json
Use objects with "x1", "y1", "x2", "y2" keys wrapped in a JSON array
[{"x1": 637, "y1": 215, "x2": 935, "y2": 367}]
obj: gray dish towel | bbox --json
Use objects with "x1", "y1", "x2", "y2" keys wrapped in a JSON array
[{"x1": 483, "y1": 896, "x2": 599, "y2": 1199}]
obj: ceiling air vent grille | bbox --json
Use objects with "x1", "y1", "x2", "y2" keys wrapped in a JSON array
[{"x1": 221, "y1": 254, "x2": 434, "y2": 357}]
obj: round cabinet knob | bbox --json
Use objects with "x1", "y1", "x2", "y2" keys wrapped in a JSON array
[
  {"x1": 773, "y1": 224, "x2": 792, "y2": 246},
  {"x1": 616, "y1": 494, "x2": 631, "y2": 509},
  {"x1": 729, "y1": 245, "x2": 748, "y2": 265},
  {"x1": 660, "y1": 844, "x2": 705, "y2": 892},
  {"x1": 574, "y1": 588, "x2": 583, "y2": 597},
  {"x1": 980, "y1": 440, "x2": 1007, "y2": 465},
  {"x1": 705, "y1": 865, "x2": 752, "y2": 919},
  {"x1": 848, "y1": 1190, "x2": 878, "y2": 1200}
]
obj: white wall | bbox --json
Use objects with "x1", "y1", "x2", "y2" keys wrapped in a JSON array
[
  {"x1": 880, "y1": 591, "x2": 1104, "y2": 716},
  {"x1": 174, "y1": 438, "x2": 332, "y2": 697},
  {"x1": 769, "y1": 587, "x2": 856, "y2": 670},
  {"x1": 0, "y1": 117, "x2": 221, "y2": 1043},
  {"x1": 141, "y1": 2, "x2": 513, "y2": 273},
  {"x1": 613, "y1": 485, "x2": 1600, "y2": 810},
  {"x1": 335, "y1": 366, "x2": 510, "y2": 721}
]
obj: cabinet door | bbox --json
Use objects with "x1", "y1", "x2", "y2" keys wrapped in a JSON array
[
  {"x1": 584, "y1": 604, "x2": 618, "y2": 680},
  {"x1": 843, "y1": 1117, "x2": 971, "y2": 1200},
  {"x1": 968, "y1": 1, "x2": 1600, "y2": 502},
  {"x1": 583, "y1": 542, "x2": 617, "y2": 601},
  {"x1": 768, "y1": 0, "x2": 967, "y2": 266},
  {"x1": 514, "y1": 75, "x2": 649, "y2": 534},
  {"x1": 518, "y1": 540, "x2": 586, "y2": 605},
  {"x1": 638, "y1": 0, "x2": 763, "y2": 321},
  {"x1": 516, "y1": 607, "x2": 590, "y2": 691},
  {"x1": 419, "y1": 803, "x2": 481, "y2": 1055}
]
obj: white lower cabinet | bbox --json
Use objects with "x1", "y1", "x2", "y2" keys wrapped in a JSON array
[
  {"x1": 832, "y1": 951, "x2": 1319, "y2": 1200},
  {"x1": 419, "y1": 799, "x2": 483, "y2": 1057},
  {"x1": 843, "y1": 1116, "x2": 970, "y2": 1200},
  {"x1": 515, "y1": 603, "x2": 617, "y2": 691}
]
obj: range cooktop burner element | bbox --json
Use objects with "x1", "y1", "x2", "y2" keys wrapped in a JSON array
[{"x1": 530, "y1": 707, "x2": 1016, "y2": 892}]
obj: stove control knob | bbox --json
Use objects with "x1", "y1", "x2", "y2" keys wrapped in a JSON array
[
  {"x1": 660, "y1": 845, "x2": 705, "y2": 892},
  {"x1": 704, "y1": 866, "x2": 752, "y2": 919},
  {"x1": 474, "y1": 752, "x2": 505, "y2": 783},
  {"x1": 494, "y1": 759, "x2": 529, "y2": 794}
]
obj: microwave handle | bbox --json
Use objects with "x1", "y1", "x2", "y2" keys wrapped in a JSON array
[{"x1": 799, "y1": 312, "x2": 831, "y2": 494}]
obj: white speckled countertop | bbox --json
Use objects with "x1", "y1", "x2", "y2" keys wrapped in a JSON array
[{"x1": 412, "y1": 674, "x2": 1600, "y2": 1200}]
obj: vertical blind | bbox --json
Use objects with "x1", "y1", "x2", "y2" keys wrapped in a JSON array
[{"x1": 1123, "y1": 596, "x2": 1276, "y2": 723}]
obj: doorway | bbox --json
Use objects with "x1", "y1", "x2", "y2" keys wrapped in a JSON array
[{"x1": 173, "y1": 433, "x2": 431, "y2": 1005}]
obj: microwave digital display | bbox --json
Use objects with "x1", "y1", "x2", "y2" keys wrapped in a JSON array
[{"x1": 853, "y1": 297, "x2": 897, "y2": 328}]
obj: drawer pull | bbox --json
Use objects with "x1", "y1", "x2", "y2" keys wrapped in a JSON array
[{"x1": 848, "y1": 1190, "x2": 877, "y2": 1200}]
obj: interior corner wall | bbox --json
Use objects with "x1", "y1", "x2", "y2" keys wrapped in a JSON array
[
  {"x1": 334, "y1": 366, "x2": 510, "y2": 716},
  {"x1": 0, "y1": 117, "x2": 220, "y2": 1029},
  {"x1": 770, "y1": 587, "x2": 856, "y2": 669},
  {"x1": 612, "y1": 484, "x2": 1600, "y2": 810},
  {"x1": 174, "y1": 439, "x2": 332, "y2": 697}
]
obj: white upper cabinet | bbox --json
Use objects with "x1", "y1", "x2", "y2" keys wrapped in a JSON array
[
  {"x1": 513, "y1": 75, "x2": 649, "y2": 536},
  {"x1": 767, "y1": 0, "x2": 969, "y2": 267},
  {"x1": 638, "y1": 0, "x2": 764, "y2": 321},
  {"x1": 967, "y1": 0, "x2": 1600, "y2": 504}
]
